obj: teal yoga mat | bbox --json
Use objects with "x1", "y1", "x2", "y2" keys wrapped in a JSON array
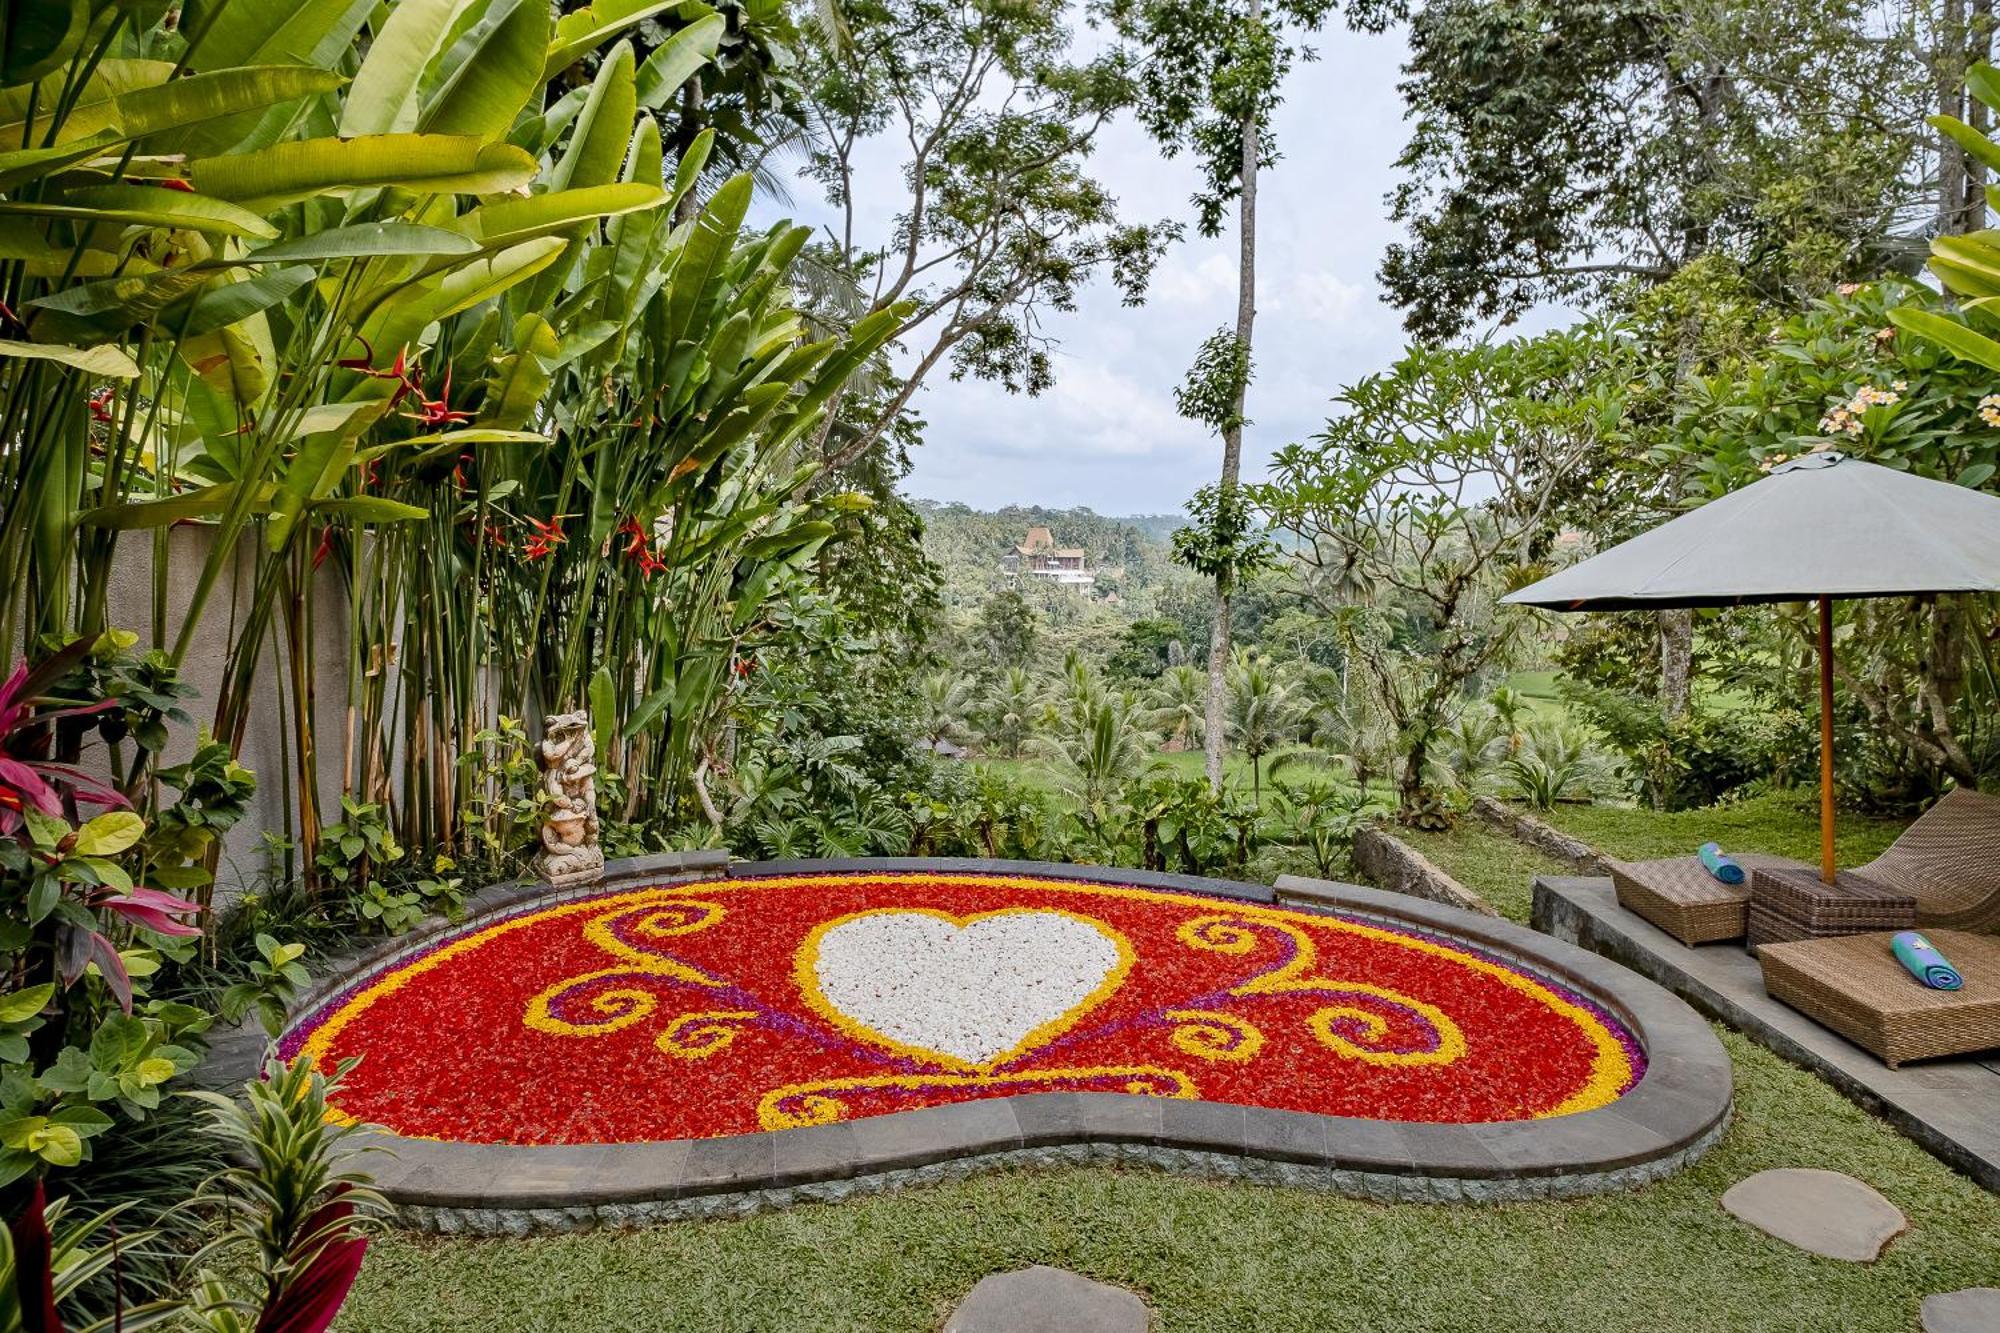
[
  {"x1": 1698, "y1": 841, "x2": 1745, "y2": 885},
  {"x1": 1891, "y1": 931, "x2": 1963, "y2": 990}
]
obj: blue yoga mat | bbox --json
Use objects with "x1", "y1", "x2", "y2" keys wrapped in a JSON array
[
  {"x1": 1891, "y1": 931, "x2": 1963, "y2": 991},
  {"x1": 1698, "y1": 842, "x2": 1745, "y2": 885}
]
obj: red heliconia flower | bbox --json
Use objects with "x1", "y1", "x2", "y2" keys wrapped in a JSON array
[
  {"x1": 616, "y1": 516, "x2": 647, "y2": 557},
  {"x1": 86, "y1": 386, "x2": 116, "y2": 425},
  {"x1": 312, "y1": 524, "x2": 335, "y2": 571},
  {"x1": 155, "y1": 177, "x2": 196, "y2": 193},
  {"x1": 522, "y1": 517, "x2": 566, "y2": 562},
  {"x1": 337, "y1": 339, "x2": 419, "y2": 410},
  {"x1": 633, "y1": 546, "x2": 666, "y2": 578},
  {"x1": 406, "y1": 367, "x2": 472, "y2": 429}
]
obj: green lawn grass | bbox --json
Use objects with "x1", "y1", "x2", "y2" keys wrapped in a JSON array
[
  {"x1": 339, "y1": 1023, "x2": 2000, "y2": 1332},
  {"x1": 1499, "y1": 668, "x2": 1562, "y2": 699},
  {"x1": 1535, "y1": 791, "x2": 1908, "y2": 866}
]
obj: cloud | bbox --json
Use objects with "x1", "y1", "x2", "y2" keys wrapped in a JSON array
[
  {"x1": 1150, "y1": 252, "x2": 1239, "y2": 308},
  {"x1": 769, "y1": 22, "x2": 1439, "y2": 514}
]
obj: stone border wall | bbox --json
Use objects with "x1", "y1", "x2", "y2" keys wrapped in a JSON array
[
  {"x1": 213, "y1": 858, "x2": 1733, "y2": 1234},
  {"x1": 1349, "y1": 829, "x2": 1498, "y2": 917},
  {"x1": 1471, "y1": 796, "x2": 1610, "y2": 874}
]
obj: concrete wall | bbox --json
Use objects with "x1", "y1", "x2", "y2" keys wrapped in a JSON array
[{"x1": 100, "y1": 526, "x2": 353, "y2": 900}]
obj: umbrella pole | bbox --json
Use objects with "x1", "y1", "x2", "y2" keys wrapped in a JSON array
[{"x1": 1818, "y1": 597, "x2": 1836, "y2": 885}]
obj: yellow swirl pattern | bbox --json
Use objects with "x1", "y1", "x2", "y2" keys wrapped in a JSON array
[
  {"x1": 1164, "y1": 1008, "x2": 1265, "y2": 1063},
  {"x1": 1307, "y1": 991, "x2": 1466, "y2": 1067},
  {"x1": 585, "y1": 900, "x2": 727, "y2": 967},
  {"x1": 523, "y1": 971, "x2": 671, "y2": 1037},
  {"x1": 655, "y1": 1010, "x2": 758, "y2": 1059},
  {"x1": 1179, "y1": 912, "x2": 1467, "y2": 1068}
]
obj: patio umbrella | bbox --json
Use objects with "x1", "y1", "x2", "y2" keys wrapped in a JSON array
[{"x1": 1502, "y1": 451, "x2": 2000, "y2": 884}]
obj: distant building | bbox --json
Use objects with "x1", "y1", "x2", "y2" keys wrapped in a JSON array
[{"x1": 1003, "y1": 526, "x2": 1095, "y2": 590}]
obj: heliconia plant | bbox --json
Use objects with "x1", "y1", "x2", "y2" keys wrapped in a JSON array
[{"x1": 0, "y1": 0, "x2": 913, "y2": 888}]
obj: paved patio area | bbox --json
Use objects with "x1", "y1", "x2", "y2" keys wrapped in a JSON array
[{"x1": 1534, "y1": 875, "x2": 2000, "y2": 1191}]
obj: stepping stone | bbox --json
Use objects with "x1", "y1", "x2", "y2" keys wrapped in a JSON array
[
  {"x1": 1720, "y1": 1168, "x2": 1907, "y2": 1262},
  {"x1": 1922, "y1": 1288, "x2": 2000, "y2": 1333},
  {"x1": 944, "y1": 1265, "x2": 1148, "y2": 1333}
]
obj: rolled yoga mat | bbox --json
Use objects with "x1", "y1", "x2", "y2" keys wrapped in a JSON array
[
  {"x1": 1891, "y1": 931, "x2": 1963, "y2": 991},
  {"x1": 1698, "y1": 841, "x2": 1745, "y2": 885}
]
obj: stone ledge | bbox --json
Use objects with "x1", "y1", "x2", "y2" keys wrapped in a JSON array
[
  {"x1": 387, "y1": 1116, "x2": 1733, "y2": 1237},
  {"x1": 252, "y1": 861, "x2": 1730, "y2": 1228},
  {"x1": 1472, "y1": 797, "x2": 1609, "y2": 874},
  {"x1": 1346, "y1": 830, "x2": 1499, "y2": 917}
]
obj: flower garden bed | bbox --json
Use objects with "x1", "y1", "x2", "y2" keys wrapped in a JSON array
[{"x1": 261, "y1": 859, "x2": 1732, "y2": 1232}]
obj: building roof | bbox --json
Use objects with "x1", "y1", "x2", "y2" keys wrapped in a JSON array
[{"x1": 1018, "y1": 526, "x2": 1055, "y2": 553}]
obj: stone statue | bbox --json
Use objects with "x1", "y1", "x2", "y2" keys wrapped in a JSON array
[{"x1": 532, "y1": 710, "x2": 604, "y2": 888}]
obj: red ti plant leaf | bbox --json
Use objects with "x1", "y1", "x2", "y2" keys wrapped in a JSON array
[
  {"x1": 253, "y1": 1198, "x2": 368, "y2": 1333},
  {"x1": 0, "y1": 757, "x2": 61, "y2": 818},
  {"x1": 10, "y1": 1179, "x2": 64, "y2": 1333},
  {"x1": 97, "y1": 887, "x2": 203, "y2": 938},
  {"x1": 78, "y1": 930, "x2": 131, "y2": 1013}
]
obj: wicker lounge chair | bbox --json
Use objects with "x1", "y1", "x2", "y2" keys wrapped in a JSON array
[
  {"x1": 1607, "y1": 853, "x2": 1811, "y2": 946},
  {"x1": 1745, "y1": 866, "x2": 1916, "y2": 950},
  {"x1": 1847, "y1": 788, "x2": 2000, "y2": 933},
  {"x1": 1757, "y1": 929, "x2": 2000, "y2": 1067}
]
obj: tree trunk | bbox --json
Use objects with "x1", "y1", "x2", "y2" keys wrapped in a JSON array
[
  {"x1": 1939, "y1": 0, "x2": 1976, "y2": 236},
  {"x1": 1203, "y1": 0, "x2": 1261, "y2": 793},
  {"x1": 1659, "y1": 608, "x2": 1693, "y2": 720},
  {"x1": 1397, "y1": 736, "x2": 1430, "y2": 816}
]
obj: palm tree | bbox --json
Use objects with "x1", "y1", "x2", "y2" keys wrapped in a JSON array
[
  {"x1": 1489, "y1": 686, "x2": 1532, "y2": 755},
  {"x1": 1438, "y1": 706, "x2": 1505, "y2": 796},
  {"x1": 1149, "y1": 664, "x2": 1208, "y2": 750},
  {"x1": 1035, "y1": 690, "x2": 1155, "y2": 809},
  {"x1": 918, "y1": 670, "x2": 975, "y2": 749},
  {"x1": 1226, "y1": 651, "x2": 1304, "y2": 805},
  {"x1": 984, "y1": 666, "x2": 1040, "y2": 759}
]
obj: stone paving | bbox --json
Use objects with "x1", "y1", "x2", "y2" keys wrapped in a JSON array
[
  {"x1": 210, "y1": 858, "x2": 1735, "y2": 1234},
  {"x1": 1921, "y1": 1287, "x2": 2000, "y2": 1333},
  {"x1": 1720, "y1": 1168, "x2": 1907, "y2": 1261},
  {"x1": 944, "y1": 1266, "x2": 1148, "y2": 1333}
]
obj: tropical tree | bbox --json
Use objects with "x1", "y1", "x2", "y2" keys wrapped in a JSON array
[
  {"x1": 1099, "y1": 0, "x2": 1336, "y2": 792},
  {"x1": 916, "y1": 670, "x2": 975, "y2": 749},
  {"x1": 1352, "y1": 0, "x2": 1932, "y2": 340},
  {"x1": 0, "y1": 0, "x2": 914, "y2": 878},
  {"x1": 795, "y1": 0, "x2": 1175, "y2": 473},
  {"x1": 1226, "y1": 650, "x2": 1302, "y2": 803},
  {"x1": 982, "y1": 666, "x2": 1041, "y2": 759},
  {"x1": 1437, "y1": 706, "x2": 1505, "y2": 796},
  {"x1": 1256, "y1": 326, "x2": 1628, "y2": 819},
  {"x1": 1034, "y1": 690, "x2": 1157, "y2": 811},
  {"x1": 1149, "y1": 663, "x2": 1209, "y2": 751}
]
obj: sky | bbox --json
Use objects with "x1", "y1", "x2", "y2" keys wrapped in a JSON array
[{"x1": 767, "y1": 22, "x2": 1435, "y2": 517}]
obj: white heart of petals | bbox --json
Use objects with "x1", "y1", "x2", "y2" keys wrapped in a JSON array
[{"x1": 805, "y1": 909, "x2": 1126, "y2": 1069}]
